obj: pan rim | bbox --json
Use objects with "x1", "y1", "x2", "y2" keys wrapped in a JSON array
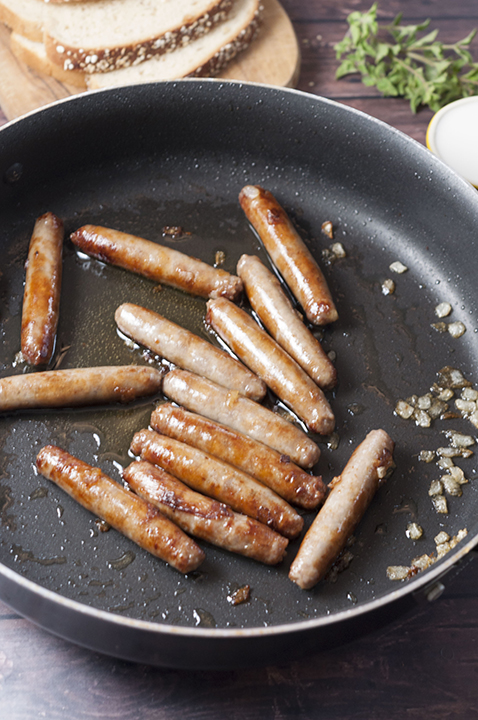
[
  {"x1": 1, "y1": 79, "x2": 478, "y2": 644},
  {"x1": 1, "y1": 531, "x2": 476, "y2": 639}
]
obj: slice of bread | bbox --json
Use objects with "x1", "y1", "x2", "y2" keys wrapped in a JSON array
[
  {"x1": 44, "y1": 0, "x2": 235, "y2": 73},
  {"x1": 0, "y1": 0, "x2": 44, "y2": 42},
  {"x1": 86, "y1": 0, "x2": 261, "y2": 89},
  {"x1": 10, "y1": 31, "x2": 86, "y2": 88}
]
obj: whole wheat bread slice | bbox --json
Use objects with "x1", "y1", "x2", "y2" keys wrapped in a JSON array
[
  {"x1": 0, "y1": 0, "x2": 44, "y2": 42},
  {"x1": 10, "y1": 31, "x2": 86, "y2": 87},
  {"x1": 10, "y1": 0, "x2": 261, "y2": 90},
  {"x1": 44, "y1": 0, "x2": 235, "y2": 73},
  {"x1": 87, "y1": 0, "x2": 261, "y2": 89}
]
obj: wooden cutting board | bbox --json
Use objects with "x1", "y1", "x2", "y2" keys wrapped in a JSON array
[{"x1": 0, "y1": 0, "x2": 300, "y2": 121}]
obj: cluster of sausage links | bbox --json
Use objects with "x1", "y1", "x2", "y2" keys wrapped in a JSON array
[{"x1": 4, "y1": 186, "x2": 394, "y2": 589}]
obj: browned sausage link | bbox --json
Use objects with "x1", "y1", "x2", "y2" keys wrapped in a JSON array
[
  {"x1": 115, "y1": 303, "x2": 266, "y2": 401},
  {"x1": 237, "y1": 254, "x2": 337, "y2": 390},
  {"x1": 239, "y1": 186, "x2": 338, "y2": 325},
  {"x1": 21, "y1": 212, "x2": 64, "y2": 365},
  {"x1": 36, "y1": 445, "x2": 204, "y2": 573},
  {"x1": 123, "y1": 460, "x2": 289, "y2": 565},
  {"x1": 206, "y1": 298, "x2": 335, "y2": 436},
  {"x1": 151, "y1": 403, "x2": 325, "y2": 509},
  {"x1": 0, "y1": 365, "x2": 163, "y2": 412},
  {"x1": 162, "y1": 368, "x2": 320, "y2": 469},
  {"x1": 130, "y1": 428, "x2": 303, "y2": 539},
  {"x1": 289, "y1": 430, "x2": 395, "y2": 590},
  {"x1": 71, "y1": 225, "x2": 243, "y2": 300}
]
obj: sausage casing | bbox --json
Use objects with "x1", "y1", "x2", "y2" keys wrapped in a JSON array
[
  {"x1": 0, "y1": 365, "x2": 163, "y2": 412},
  {"x1": 21, "y1": 212, "x2": 64, "y2": 366},
  {"x1": 162, "y1": 368, "x2": 320, "y2": 469},
  {"x1": 206, "y1": 297, "x2": 335, "y2": 435},
  {"x1": 237, "y1": 254, "x2": 337, "y2": 390},
  {"x1": 36, "y1": 445, "x2": 204, "y2": 573},
  {"x1": 115, "y1": 303, "x2": 266, "y2": 401},
  {"x1": 123, "y1": 460, "x2": 288, "y2": 565},
  {"x1": 130, "y1": 428, "x2": 303, "y2": 539},
  {"x1": 71, "y1": 225, "x2": 243, "y2": 300},
  {"x1": 239, "y1": 185, "x2": 338, "y2": 325},
  {"x1": 151, "y1": 403, "x2": 325, "y2": 509},
  {"x1": 289, "y1": 429, "x2": 395, "y2": 589}
]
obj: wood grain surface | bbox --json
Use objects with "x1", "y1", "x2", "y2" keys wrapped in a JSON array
[
  {"x1": 1, "y1": 1, "x2": 478, "y2": 718},
  {"x1": 0, "y1": 0, "x2": 299, "y2": 121}
]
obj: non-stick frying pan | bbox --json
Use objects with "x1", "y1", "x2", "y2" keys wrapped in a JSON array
[{"x1": 1, "y1": 80, "x2": 477, "y2": 670}]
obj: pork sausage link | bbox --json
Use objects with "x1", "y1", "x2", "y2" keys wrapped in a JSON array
[
  {"x1": 130, "y1": 428, "x2": 303, "y2": 539},
  {"x1": 124, "y1": 460, "x2": 288, "y2": 565},
  {"x1": 162, "y1": 368, "x2": 320, "y2": 469},
  {"x1": 36, "y1": 445, "x2": 204, "y2": 573},
  {"x1": 206, "y1": 297, "x2": 335, "y2": 435},
  {"x1": 71, "y1": 225, "x2": 243, "y2": 300},
  {"x1": 115, "y1": 303, "x2": 266, "y2": 401},
  {"x1": 239, "y1": 186, "x2": 338, "y2": 325},
  {"x1": 289, "y1": 429, "x2": 395, "y2": 589},
  {"x1": 237, "y1": 254, "x2": 337, "y2": 390},
  {"x1": 0, "y1": 365, "x2": 163, "y2": 412},
  {"x1": 21, "y1": 212, "x2": 64, "y2": 366},
  {"x1": 151, "y1": 403, "x2": 325, "y2": 509}
]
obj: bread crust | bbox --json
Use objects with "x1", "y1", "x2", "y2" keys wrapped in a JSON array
[
  {"x1": 0, "y1": 0, "x2": 44, "y2": 43},
  {"x1": 10, "y1": 32, "x2": 87, "y2": 88},
  {"x1": 86, "y1": 2, "x2": 262, "y2": 89},
  {"x1": 45, "y1": 0, "x2": 234, "y2": 73}
]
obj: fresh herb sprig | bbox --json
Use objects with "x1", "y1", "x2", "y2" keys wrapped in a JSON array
[{"x1": 335, "y1": 3, "x2": 478, "y2": 112}]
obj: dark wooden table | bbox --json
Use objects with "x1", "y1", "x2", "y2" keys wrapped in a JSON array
[{"x1": 1, "y1": 2, "x2": 478, "y2": 718}]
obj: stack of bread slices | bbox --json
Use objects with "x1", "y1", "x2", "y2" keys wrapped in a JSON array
[{"x1": 0, "y1": 0, "x2": 263, "y2": 90}]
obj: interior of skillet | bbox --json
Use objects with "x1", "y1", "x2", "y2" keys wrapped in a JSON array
[{"x1": 1, "y1": 81, "x2": 478, "y2": 631}]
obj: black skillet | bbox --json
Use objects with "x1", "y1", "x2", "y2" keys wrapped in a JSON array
[{"x1": 1, "y1": 80, "x2": 478, "y2": 670}]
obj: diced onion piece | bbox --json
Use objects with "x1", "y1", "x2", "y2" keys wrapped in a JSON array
[
  {"x1": 432, "y1": 495, "x2": 448, "y2": 514},
  {"x1": 456, "y1": 399, "x2": 476, "y2": 415},
  {"x1": 428, "y1": 399, "x2": 449, "y2": 419},
  {"x1": 469, "y1": 411, "x2": 478, "y2": 429},
  {"x1": 417, "y1": 394, "x2": 432, "y2": 410},
  {"x1": 437, "y1": 447, "x2": 455, "y2": 457},
  {"x1": 436, "y1": 366, "x2": 471, "y2": 389},
  {"x1": 406, "y1": 522, "x2": 423, "y2": 540},
  {"x1": 413, "y1": 408, "x2": 431, "y2": 427},
  {"x1": 321, "y1": 220, "x2": 334, "y2": 239},
  {"x1": 434, "y1": 531, "x2": 450, "y2": 545},
  {"x1": 437, "y1": 455, "x2": 454, "y2": 469},
  {"x1": 435, "y1": 302, "x2": 452, "y2": 318},
  {"x1": 389, "y1": 261, "x2": 408, "y2": 274},
  {"x1": 436, "y1": 388, "x2": 455, "y2": 401},
  {"x1": 214, "y1": 250, "x2": 226, "y2": 267},
  {"x1": 442, "y1": 475, "x2": 463, "y2": 497},
  {"x1": 418, "y1": 450, "x2": 435, "y2": 463},
  {"x1": 429, "y1": 479, "x2": 443, "y2": 496},
  {"x1": 443, "y1": 430, "x2": 475, "y2": 448},
  {"x1": 448, "y1": 321, "x2": 466, "y2": 338},
  {"x1": 382, "y1": 279, "x2": 395, "y2": 295},
  {"x1": 436, "y1": 541, "x2": 451, "y2": 559},
  {"x1": 395, "y1": 400, "x2": 415, "y2": 419},
  {"x1": 330, "y1": 242, "x2": 346, "y2": 258},
  {"x1": 386, "y1": 565, "x2": 411, "y2": 581},
  {"x1": 449, "y1": 466, "x2": 467, "y2": 484},
  {"x1": 412, "y1": 554, "x2": 433, "y2": 571},
  {"x1": 461, "y1": 388, "x2": 478, "y2": 401}
]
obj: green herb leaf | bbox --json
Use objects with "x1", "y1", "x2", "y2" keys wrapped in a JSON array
[{"x1": 334, "y1": 4, "x2": 478, "y2": 113}]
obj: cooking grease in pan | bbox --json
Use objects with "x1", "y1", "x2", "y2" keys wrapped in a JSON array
[{"x1": 1, "y1": 158, "x2": 478, "y2": 631}]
